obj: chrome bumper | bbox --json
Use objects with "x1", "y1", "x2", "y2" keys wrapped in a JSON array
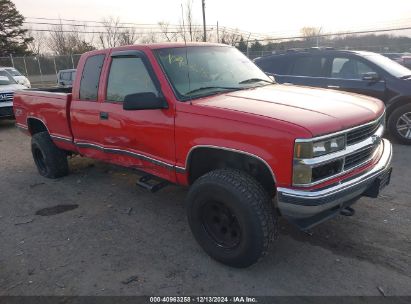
[{"x1": 277, "y1": 139, "x2": 393, "y2": 228}]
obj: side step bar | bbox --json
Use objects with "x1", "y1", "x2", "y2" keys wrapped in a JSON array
[{"x1": 136, "y1": 175, "x2": 169, "y2": 193}]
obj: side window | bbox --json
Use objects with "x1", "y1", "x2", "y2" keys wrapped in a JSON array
[
  {"x1": 256, "y1": 57, "x2": 288, "y2": 74},
  {"x1": 290, "y1": 56, "x2": 327, "y2": 77},
  {"x1": 331, "y1": 57, "x2": 375, "y2": 79},
  {"x1": 61, "y1": 72, "x2": 70, "y2": 81},
  {"x1": 79, "y1": 54, "x2": 105, "y2": 101},
  {"x1": 106, "y1": 57, "x2": 158, "y2": 103}
]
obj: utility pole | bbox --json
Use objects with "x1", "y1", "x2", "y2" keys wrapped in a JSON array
[
  {"x1": 202, "y1": 0, "x2": 206, "y2": 42},
  {"x1": 217, "y1": 21, "x2": 219, "y2": 43}
]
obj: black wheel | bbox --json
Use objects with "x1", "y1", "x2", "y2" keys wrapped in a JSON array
[
  {"x1": 31, "y1": 131, "x2": 69, "y2": 178},
  {"x1": 388, "y1": 104, "x2": 411, "y2": 145},
  {"x1": 186, "y1": 169, "x2": 277, "y2": 268}
]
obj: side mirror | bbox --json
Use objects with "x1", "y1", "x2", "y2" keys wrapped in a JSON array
[
  {"x1": 123, "y1": 92, "x2": 168, "y2": 111},
  {"x1": 362, "y1": 72, "x2": 380, "y2": 82}
]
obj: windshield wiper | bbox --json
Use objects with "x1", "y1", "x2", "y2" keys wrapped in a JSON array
[
  {"x1": 184, "y1": 86, "x2": 242, "y2": 96},
  {"x1": 400, "y1": 75, "x2": 411, "y2": 79},
  {"x1": 239, "y1": 78, "x2": 274, "y2": 84}
]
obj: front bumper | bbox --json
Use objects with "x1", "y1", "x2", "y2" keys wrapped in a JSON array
[
  {"x1": 0, "y1": 104, "x2": 14, "y2": 118},
  {"x1": 277, "y1": 138, "x2": 393, "y2": 229}
]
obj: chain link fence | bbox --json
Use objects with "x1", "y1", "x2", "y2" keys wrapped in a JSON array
[
  {"x1": 2, "y1": 36, "x2": 411, "y2": 88},
  {"x1": 0, "y1": 54, "x2": 81, "y2": 88}
]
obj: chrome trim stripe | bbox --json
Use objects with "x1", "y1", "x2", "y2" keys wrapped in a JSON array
[
  {"x1": 75, "y1": 141, "x2": 179, "y2": 171},
  {"x1": 278, "y1": 139, "x2": 392, "y2": 201},
  {"x1": 175, "y1": 166, "x2": 186, "y2": 174},
  {"x1": 16, "y1": 123, "x2": 28, "y2": 130},
  {"x1": 295, "y1": 111, "x2": 385, "y2": 143},
  {"x1": 184, "y1": 145, "x2": 277, "y2": 183},
  {"x1": 50, "y1": 134, "x2": 73, "y2": 143}
]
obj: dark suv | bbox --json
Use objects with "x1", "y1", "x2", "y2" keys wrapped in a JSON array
[{"x1": 254, "y1": 50, "x2": 411, "y2": 144}]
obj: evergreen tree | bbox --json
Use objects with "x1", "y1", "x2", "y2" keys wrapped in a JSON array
[
  {"x1": 0, "y1": 0, "x2": 32, "y2": 56},
  {"x1": 237, "y1": 37, "x2": 248, "y2": 53}
]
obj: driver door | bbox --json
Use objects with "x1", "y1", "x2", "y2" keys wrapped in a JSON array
[{"x1": 98, "y1": 50, "x2": 175, "y2": 181}]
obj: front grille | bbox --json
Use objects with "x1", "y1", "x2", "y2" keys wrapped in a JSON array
[
  {"x1": 0, "y1": 106, "x2": 13, "y2": 117},
  {"x1": 346, "y1": 117, "x2": 382, "y2": 145},
  {"x1": 0, "y1": 92, "x2": 13, "y2": 103},
  {"x1": 344, "y1": 146, "x2": 376, "y2": 170}
]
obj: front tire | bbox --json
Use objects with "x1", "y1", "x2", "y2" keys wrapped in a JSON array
[
  {"x1": 186, "y1": 169, "x2": 277, "y2": 268},
  {"x1": 388, "y1": 104, "x2": 411, "y2": 145},
  {"x1": 31, "y1": 131, "x2": 69, "y2": 178}
]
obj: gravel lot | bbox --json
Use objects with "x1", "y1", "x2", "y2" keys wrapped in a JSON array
[{"x1": 0, "y1": 118, "x2": 410, "y2": 296}]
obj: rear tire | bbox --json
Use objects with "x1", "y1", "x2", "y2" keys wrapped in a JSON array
[
  {"x1": 31, "y1": 131, "x2": 69, "y2": 178},
  {"x1": 186, "y1": 169, "x2": 277, "y2": 268},
  {"x1": 388, "y1": 104, "x2": 411, "y2": 145}
]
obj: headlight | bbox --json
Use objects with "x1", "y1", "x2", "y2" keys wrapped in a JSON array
[
  {"x1": 294, "y1": 136, "x2": 346, "y2": 159},
  {"x1": 293, "y1": 135, "x2": 346, "y2": 186}
]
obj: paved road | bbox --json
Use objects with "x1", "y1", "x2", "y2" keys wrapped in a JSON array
[{"x1": 0, "y1": 119, "x2": 410, "y2": 296}]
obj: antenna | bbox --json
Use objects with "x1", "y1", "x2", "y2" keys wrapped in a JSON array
[{"x1": 181, "y1": 3, "x2": 192, "y2": 105}]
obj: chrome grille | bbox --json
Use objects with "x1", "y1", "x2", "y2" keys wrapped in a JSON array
[
  {"x1": 0, "y1": 92, "x2": 13, "y2": 103},
  {"x1": 346, "y1": 117, "x2": 382, "y2": 145},
  {"x1": 344, "y1": 146, "x2": 376, "y2": 170}
]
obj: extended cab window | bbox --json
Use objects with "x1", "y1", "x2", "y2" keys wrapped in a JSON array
[
  {"x1": 290, "y1": 55, "x2": 327, "y2": 77},
  {"x1": 79, "y1": 54, "x2": 105, "y2": 101},
  {"x1": 331, "y1": 57, "x2": 375, "y2": 79},
  {"x1": 106, "y1": 57, "x2": 158, "y2": 102}
]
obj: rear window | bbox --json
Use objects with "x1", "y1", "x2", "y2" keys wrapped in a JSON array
[
  {"x1": 255, "y1": 55, "x2": 290, "y2": 75},
  {"x1": 290, "y1": 55, "x2": 327, "y2": 77},
  {"x1": 79, "y1": 55, "x2": 105, "y2": 101}
]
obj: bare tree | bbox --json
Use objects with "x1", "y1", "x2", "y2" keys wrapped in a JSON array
[
  {"x1": 26, "y1": 29, "x2": 46, "y2": 55},
  {"x1": 99, "y1": 17, "x2": 123, "y2": 48},
  {"x1": 220, "y1": 28, "x2": 242, "y2": 45},
  {"x1": 119, "y1": 27, "x2": 140, "y2": 45},
  {"x1": 178, "y1": 0, "x2": 203, "y2": 42},
  {"x1": 47, "y1": 20, "x2": 95, "y2": 55},
  {"x1": 300, "y1": 26, "x2": 322, "y2": 45},
  {"x1": 140, "y1": 31, "x2": 158, "y2": 44},
  {"x1": 158, "y1": 21, "x2": 178, "y2": 42}
]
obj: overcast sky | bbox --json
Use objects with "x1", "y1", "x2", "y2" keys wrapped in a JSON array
[{"x1": 13, "y1": 0, "x2": 411, "y2": 36}]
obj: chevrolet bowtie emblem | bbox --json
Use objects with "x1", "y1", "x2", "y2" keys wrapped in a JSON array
[{"x1": 371, "y1": 135, "x2": 381, "y2": 145}]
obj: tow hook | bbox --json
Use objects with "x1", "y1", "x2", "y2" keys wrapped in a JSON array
[{"x1": 340, "y1": 206, "x2": 355, "y2": 216}]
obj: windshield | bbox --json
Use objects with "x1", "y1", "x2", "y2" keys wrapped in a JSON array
[
  {"x1": 5, "y1": 68, "x2": 22, "y2": 77},
  {"x1": 155, "y1": 46, "x2": 273, "y2": 100},
  {"x1": 0, "y1": 70, "x2": 16, "y2": 85},
  {"x1": 365, "y1": 54, "x2": 411, "y2": 78}
]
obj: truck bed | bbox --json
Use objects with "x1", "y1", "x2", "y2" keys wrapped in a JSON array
[{"x1": 13, "y1": 88, "x2": 74, "y2": 147}]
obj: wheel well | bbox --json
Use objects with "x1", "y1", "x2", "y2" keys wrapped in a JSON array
[
  {"x1": 387, "y1": 97, "x2": 411, "y2": 118},
  {"x1": 187, "y1": 148, "x2": 276, "y2": 196},
  {"x1": 27, "y1": 118, "x2": 48, "y2": 135}
]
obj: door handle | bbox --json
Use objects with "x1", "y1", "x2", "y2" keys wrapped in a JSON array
[
  {"x1": 100, "y1": 112, "x2": 109, "y2": 120},
  {"x1": 327, "y1": 85, "x2": 340, "y2": 89}
]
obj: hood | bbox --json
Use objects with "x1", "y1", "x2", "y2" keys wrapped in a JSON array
[
  {"x1": 193, "y1": 84, "x2": 384, "y2": 137},
  {"x1": 0, "y1": 83, "x2": 26, "y2": 92}
]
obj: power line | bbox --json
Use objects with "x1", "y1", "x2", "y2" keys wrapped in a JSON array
[
  {"x1": 23, "y1": 21, "x2": 215, "y2": 30},
  {"x1": 238, "y1": 26, "x2": 411, "y2": 43}
]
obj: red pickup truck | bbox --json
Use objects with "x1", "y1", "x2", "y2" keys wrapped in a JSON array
[{"x1": 14, "y1": 43, "x2": 393, "y2": 267}]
